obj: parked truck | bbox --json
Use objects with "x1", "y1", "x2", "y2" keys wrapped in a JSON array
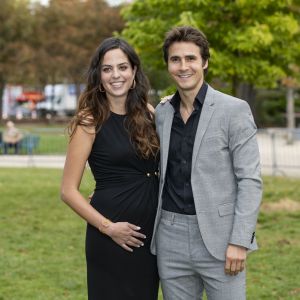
[{"x1": 36, "y1": 84, "x2": 80, "y2": 117}]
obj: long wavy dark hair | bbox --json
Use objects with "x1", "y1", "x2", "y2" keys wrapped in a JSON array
[{"x1": 68, "y1": 37, "x2": 159, "y2": 159}]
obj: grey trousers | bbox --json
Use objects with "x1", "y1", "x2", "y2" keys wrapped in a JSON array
[{"x1": 156, "y1": 210, "x2": 246, "y2": 300}]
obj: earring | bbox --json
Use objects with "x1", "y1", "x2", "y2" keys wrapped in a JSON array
[
  {"x1": 99, "y1": 83, "x2": 105, "y2": 92},
  {"x1": 130, "y1": 79, "x2": 136, "y2": 90}
]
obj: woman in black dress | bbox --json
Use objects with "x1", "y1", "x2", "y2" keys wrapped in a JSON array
[{"x1": 61, "y1": 37, "x2": 160, "y2": 300}]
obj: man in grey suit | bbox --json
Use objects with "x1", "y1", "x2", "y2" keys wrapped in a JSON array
[{"x1": 150, "y1": 26, "x2": 262, "y2": 300}]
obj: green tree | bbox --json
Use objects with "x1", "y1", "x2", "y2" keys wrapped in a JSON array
[
  {"x1": 121, "y1": 0, "x2": 300, "y2": 110},
  {"x1": 32, "y1": 0, "x2": 124, "y2": 99},
  {"x1": 0, "y1": 0, "x2": 34, "y2": 119},
  {"x1": 0, "y1": 0, "x2": 124, "y2": 120}
]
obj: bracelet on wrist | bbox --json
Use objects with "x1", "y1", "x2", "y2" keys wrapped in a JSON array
[{"x1": 98, "y1": 217, "x2": 112, "y2": 233}]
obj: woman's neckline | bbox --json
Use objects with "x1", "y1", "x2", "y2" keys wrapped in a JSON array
[{"x1": 110, "y1": 110, "x2": 127, "y2": 117}]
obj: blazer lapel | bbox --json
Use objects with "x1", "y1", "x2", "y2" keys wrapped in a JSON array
[
  {"x1": 161, "y1": 103, "x2": 174, "y2": 179},
  {"x1": 192, "y1": 86, "x2": 216, "y2": 169}
]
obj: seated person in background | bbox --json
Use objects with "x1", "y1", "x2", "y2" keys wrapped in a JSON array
[{"x1": 3, "y1": 121, "x2": 23, "y2": 154}]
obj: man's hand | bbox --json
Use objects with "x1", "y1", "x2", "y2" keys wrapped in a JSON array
[{"x1": 225, "y1": 244, "x2": 247, "y2": 276}]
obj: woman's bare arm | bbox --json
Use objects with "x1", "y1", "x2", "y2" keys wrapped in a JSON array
[{"x1": 60, "y1": 125, "x2": 145, "y2": 251}]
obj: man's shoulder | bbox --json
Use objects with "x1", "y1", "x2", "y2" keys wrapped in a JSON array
[
  {"x1": 211, "y1": 87, "x2": 248, "y2": 109},
  {"x1": 210, "y1": 87, "x2": 254, "y2": 125}
]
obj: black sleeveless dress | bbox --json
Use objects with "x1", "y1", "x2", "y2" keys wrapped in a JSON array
[{"x1": 86, "y1": 111, "x2": 159, "y2": 300}]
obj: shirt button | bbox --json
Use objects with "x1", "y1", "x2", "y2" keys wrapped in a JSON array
[
  {"x1": 185, "y1": 182, "x2": 190, "y2": 186},
  {"x1": 182, "y1": 160, "x2": 187, "y2": 164}
]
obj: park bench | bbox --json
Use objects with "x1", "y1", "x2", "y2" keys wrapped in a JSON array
[{"x1": 0, "y1": 132, "x2": 40, "y2": 154}]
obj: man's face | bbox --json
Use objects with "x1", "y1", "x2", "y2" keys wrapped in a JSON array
[{"x1": 167, "y1": 42, "x2": 208, "y2": 93}]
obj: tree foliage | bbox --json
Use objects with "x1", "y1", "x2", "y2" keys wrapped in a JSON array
[
  {"x1": 0, "y1": 0, "x2": 124, "y2": 119},
  {"x1": 0, "y1": 0, "x2": 35, "y2": 117},
  {"x1": 32, "y1": 0, "x2": 124, "y2": 97},
  {"x1": 121, "y1": 0, "x2": 300, "y2": 97}
]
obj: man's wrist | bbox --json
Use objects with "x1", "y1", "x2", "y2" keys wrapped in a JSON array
[{"x1": 229, "y1": 243, "x2": 247, "y2": 250}]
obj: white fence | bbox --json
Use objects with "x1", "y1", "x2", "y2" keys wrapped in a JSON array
[
  {"x1": 1, "y1": 128, "x2": 300, "y2": 177},
  {"x1": 258, "y1": 129, "x2": 300, "y2": 177}
]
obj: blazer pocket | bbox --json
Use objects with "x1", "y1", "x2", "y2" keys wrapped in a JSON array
[
  {"x1": 202, "y1": 135, "x2": 222, "y2": 147},
  {"x1": 199, "y1": 135, "x2": 226, "y2": 156},
  {"x1": 218, "y1": 203, "x2": 235, "y2": 217}
]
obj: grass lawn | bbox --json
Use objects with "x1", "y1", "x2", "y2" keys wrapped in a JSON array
[
  {"x1": 34, "y1": 132, "x2": 68, "y2": 155},
  {"x1": 22, "y1": 127, "x2": 68, "y2": 155},
  {"x1": 0, "y1": 170, "x2": 299, "y2": 299}
]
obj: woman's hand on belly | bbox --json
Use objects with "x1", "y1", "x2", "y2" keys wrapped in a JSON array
[{"x1": 104, "y1": 222, "x2": 146, "y2": 252}]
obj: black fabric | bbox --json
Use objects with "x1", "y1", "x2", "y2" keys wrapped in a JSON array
[
  {"x1": 162, "y1": 83, "x2": 208, "y2": 215},
  {"x1": 86, "y1": 111, "x2": 159, "y2": 300}
]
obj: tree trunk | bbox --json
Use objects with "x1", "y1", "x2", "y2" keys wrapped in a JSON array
[
  {"x1": 231, "y1": 75, "x2": 239, "y2": 97},
  {"x1": 232, "y1": 79, "x2": 257, "y2": 123},
  {"x1": 0, "y1": 75, "x2": 5, "y2": 122},
  {"x1": 286, "y1": 87, "x2": 295, "y2": 144}
]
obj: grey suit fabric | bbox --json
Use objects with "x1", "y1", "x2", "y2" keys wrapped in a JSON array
[
  {"x1": 157, "y1": 210, "x2": 246, "y2": 300},
  {"x1": 150, "y1": 85, "x2": 262, "y2": 261}
]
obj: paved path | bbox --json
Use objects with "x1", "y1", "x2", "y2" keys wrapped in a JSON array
[{"x1": 0, "y1": 155, "x2": 65, "y2": 168}]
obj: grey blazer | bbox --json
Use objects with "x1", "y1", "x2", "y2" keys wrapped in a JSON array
[{"x1": 150, "y1": 85, "x2": 262, "y2": 261}]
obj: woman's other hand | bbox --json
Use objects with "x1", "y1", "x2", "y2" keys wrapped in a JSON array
[{"x1": 104, "y1": 222, "x2": 146, "y2": 252}]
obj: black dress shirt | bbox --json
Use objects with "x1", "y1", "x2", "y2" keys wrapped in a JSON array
[{"x1": 162, "y1": 83, "x2": 208, "y2": 215}]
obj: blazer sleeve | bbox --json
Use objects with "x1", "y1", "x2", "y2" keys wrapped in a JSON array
[
  {"x1": 154, "y1": 102, "x2": 166, "y2": 134},
  {"x1": 228, "y1": 100, "x2": 262, "y2": 249}
]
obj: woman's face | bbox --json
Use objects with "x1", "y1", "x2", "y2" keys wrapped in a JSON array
[{"x1": 100, "y1": 48, "x2": 136, "y2": 101}]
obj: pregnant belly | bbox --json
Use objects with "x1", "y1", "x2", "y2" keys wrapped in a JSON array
[{"x1": 90, "y1": 179, "x2": 158, "y2": 233}]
